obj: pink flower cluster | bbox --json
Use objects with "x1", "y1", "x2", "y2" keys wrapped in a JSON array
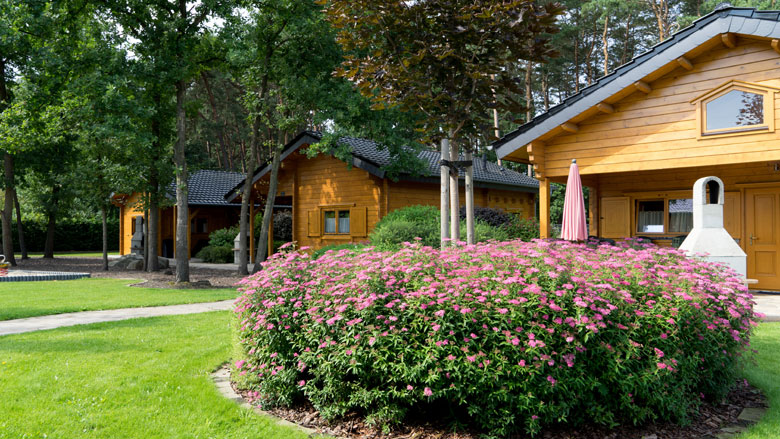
[{"x1": 232, "y1": 239, "x2": 759, "y2": 436}]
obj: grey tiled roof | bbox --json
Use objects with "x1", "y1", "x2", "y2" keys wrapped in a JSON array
[
  {"x1": 169, "y1": 170, "x2": 245, "y2": 206},
  {"x1": 494, "y1": 7, "x2": 780, "y2": 157},
  {"x1": 314, "y1": 132, "x2": 539, "y2": 189}
]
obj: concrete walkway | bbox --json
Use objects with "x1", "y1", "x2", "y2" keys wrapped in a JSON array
[
  {"x1": 755, "y1": 294, "x2": 780, "y2": 323},
  {"x1": 0, "y1": 300, "x2": 234, "y2": 336}
]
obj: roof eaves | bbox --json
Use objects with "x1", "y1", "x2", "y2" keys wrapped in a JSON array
[
  {"x1": 494, "y1": 8, "x2": 780, "y2": 159},
  {"x1": 224, "y1": 131, "x2": 323, "y2": 203}
]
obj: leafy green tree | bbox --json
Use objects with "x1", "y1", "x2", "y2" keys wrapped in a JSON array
[
  {"x1": 98, "y1": 0, "x2": 234, "y2": 281},
  {"x1": 320, "y1": 0, "x2": 562, "y2": 245}
]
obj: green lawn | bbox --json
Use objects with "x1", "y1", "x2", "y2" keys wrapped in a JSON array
[
  {"x1": 0, "y1": 315, "x2": 775, "y2": 438},
  {"x1": 0, "y1": 278, "x2": 238, "y2": 321},
  {"x1": 0, "y1": 312, "x2": 308, "y2": 439},
  {"x1": 740, "y1": 322, "x2": 780, "y2": 438}
]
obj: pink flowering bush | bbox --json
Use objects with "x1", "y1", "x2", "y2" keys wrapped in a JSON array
[{"x1": 232, "y1": 239, "x2": 759, "y2": 436}]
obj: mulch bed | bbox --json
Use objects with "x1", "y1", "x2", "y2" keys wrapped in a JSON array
[
  {"x1": 232, "y1": 379, "x2": 767, "y2": 439},
  {"x1": 10, "y1": 257, "x2": 244, "y2": 289}
]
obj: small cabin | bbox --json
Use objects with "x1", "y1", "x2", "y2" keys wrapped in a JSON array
[
  {"x1": 114, "y1": 170, "x2": 251, "y2": 257},
  {"x1": 494, "y1": 7, "x2": 780, "y2": 291},
  {"x1": 225, "y1": 130, "x2": 539, "y2": 258}
]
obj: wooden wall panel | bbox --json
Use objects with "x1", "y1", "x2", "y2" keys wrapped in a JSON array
[
  {"x1": 595, "y1": 162, "x2": 780, "y2": 248},
  {"x1": 543, "y1": 41, "x2": 780, "y2": 177}
]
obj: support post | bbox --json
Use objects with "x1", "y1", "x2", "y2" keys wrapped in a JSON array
[
  {"x1": 440, "y1": 139, "x2": 450, "y2": 247},
  {"x1": 588, "y1": 185, "x2": 599, "y2": 237},
  {"x1": 449, "y1": 138, "x2": 460, "y2": 244},
  {"x1": 539, "y1": 178, "x2": 551, "y2": 238},
  {"x1": 464, "y1": 149, "x2": 475, "y2": 245}
]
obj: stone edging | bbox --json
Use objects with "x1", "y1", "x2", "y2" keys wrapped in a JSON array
[{"x1": 211, "y1": 366, "x2": 329, "y2": 438}]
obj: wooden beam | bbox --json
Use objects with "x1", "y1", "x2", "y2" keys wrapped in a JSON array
[
  {"x1": 588, "y1": 185, "x2": 599, "y2": 237},
  {"x1": 722, "y1": 33, "x2": 737, "y2": 49},
  {"x1": 596, "y1": 102, "x2": 614, "y2": 114},
  {"x1": 772, "y1": 39, "x2": 780, "y2": 55},
  {"x1": 539, "y1": 178, "x2": 551, "y2": 238},
  {"x1": 676, "y1": 56, "x2": 693, "y2": 71},
  {"x1": 634, "y1": 81, "x2": 652, "y2": 94},
  {"x1": 561, "y1": 122, "x2": 579, "y2": 133}
]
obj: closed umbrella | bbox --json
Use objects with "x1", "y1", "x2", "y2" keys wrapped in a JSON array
[{"x1": 561, "y1": 159, "x2": 587, "y2": 241}]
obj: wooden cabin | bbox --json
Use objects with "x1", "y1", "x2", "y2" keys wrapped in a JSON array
[
  {"x1": 225, "y1": 131, "x2": 539, "y2": 257},
  {"x1": 494, "y1": 7, "x2": 780, "y2": 291},
  {"x1": 114, "y1": 170, "x2": 248, "y2": 257}
]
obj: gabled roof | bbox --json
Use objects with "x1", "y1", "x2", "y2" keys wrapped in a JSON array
[
  {"x1": 494, "y1": 7, "x2": 780, "y2": 159},
  {"x1": 225, "y1": 130, "x2": 538, "y2": 202},
  {"x1": 170, "y1": 170, "x2": 246, "y2": 206}
]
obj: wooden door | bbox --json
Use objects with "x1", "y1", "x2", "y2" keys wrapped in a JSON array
[
  {"x1": 746, "y1": 187, "x2": 780, "y2": 291},
  {"x1": 600, "y1": 197, "x2": 631, "y2": 238}
]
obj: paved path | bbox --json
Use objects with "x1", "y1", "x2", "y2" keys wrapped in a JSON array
[
  {"x1": 0, "y1": 300, "x2": 234, "y2": 336},
  {"x1": 754, "y1": 294, "x2": 780, "y2": 323}
]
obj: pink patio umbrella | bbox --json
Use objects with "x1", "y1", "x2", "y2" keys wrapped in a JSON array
[{"x1": 560, "y1": 159, "x2": 587, "y2": 241}]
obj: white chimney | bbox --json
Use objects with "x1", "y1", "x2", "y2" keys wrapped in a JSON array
[{"x1": 678, "y1": 176, "x2": 746, "y2": 278}]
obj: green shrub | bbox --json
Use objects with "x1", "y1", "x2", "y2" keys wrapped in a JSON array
[
  {"x1": 195, "y1": 245, "x2": 233, "y2": 263},
  {"x1": 503, "y1": 215, "x2": 540, "y2": 241},
  {"x1": 233, "y1": 240, "x2": 759, "y2": 436},
  {"x1": 10, "y1": 218, "x2": 120, "y2": 252},
  {"x1": 311, "y1": 242, "x2": 368, "y2": 260},
  {"x1": 208, "y1": 226, "x2": 239, "y2": 248},
  {"x1": 370, "y1": 205, "x2": 510, "y2": 250}
]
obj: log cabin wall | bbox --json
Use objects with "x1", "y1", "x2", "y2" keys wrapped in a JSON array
[
  {"x1": 542, "y1": 38, "x2": 780, "y2": 179},
  {"x1": 387, "y1": 181, "x2": 536, "y2": 220},
  {"x1": 593, "y1": 162, "x2": 780, "y2": 248},
  {"x1": 291, "y1": 153, "x2": 381, "y2": 249}
]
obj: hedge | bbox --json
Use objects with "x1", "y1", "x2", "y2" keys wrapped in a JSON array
[{"x1": 7, "y1": 219, "x2": 119, "y2": 253}]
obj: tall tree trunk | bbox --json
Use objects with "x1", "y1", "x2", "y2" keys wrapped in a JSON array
[
  {"x1": 464, "y1": 149, "x2": 475, "y2": 245},
  {"x1": 201, "y1": 72, "x2": 231, "y2": 170},
  {"x1": 101, "y1": 204, "x2": 109, "y2": 271},
  {"x1": 252, "y1": 142, "x2": 282, "y2": 273},
  {"x1": 602, "y1": 15, "x2": 610, "y2": 76},
  {"x1": 143, "y1": 207, "x2": 149, "y2": 271},
  {"x1": 147, "y1": 175, "x2": 159, "y2": 271},
  {"x1": 525, "y1": 61, "x2": 533, "y2": 123},
  {"x1": 621, "y1": 14, "x2": 633, "y2": 65},
  {"x1": 174, "y1": 79, "x2": 190, "y2": 283},
  {"x1": 449, "y1": 137, "x2": 460, "y2": 244},
  {"x1": 43, "y1": 185, "x2": 60, "y2": 259},
  {"x1": 238, "y1": 115, "x2": 260, "y2": 275},
  {"x1": 0, "y1": 58, "x2": 13, "y2": 265},
  {"x1": 440, "y1": 138, "x2": 450, "y2": 248},
  {"x1": 574, "y1": 34, "x2": 580, "y2": 93},
  {"x1": 13, "y1": 191, "x2": 27, "y2": 260},
  {"x1": 2, "y1": 153, "x2": 16, "y2": 265},
  {"x1": 542, "y1": 72, "x2": 550, "y2": 111}
]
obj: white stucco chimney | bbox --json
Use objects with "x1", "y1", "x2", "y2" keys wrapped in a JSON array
[{"x1": 678, "y1": 176, "x2": 746, "y2": 278}]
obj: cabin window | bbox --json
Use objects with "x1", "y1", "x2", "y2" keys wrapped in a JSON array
[
  {"x1": 324, "y1": 210, "x2": 350, "y2": 234},
  {"x1": 705, "y1": 90, "x2": 764, "y2": 133},
  {"x1": 694, "y1": 81, "x2": 776, "y2": 138},
  {"x1": 191, "y1": 218, "x2": 208, "y2": 234},
  {"x1": 636, "y1": 200, "x2": 664, "y2": 233},
  {"x1": 668, "y1": 198, "x2": 693, "y2": 234},
  {"x1": 636, "y1": 198, "x2": 694, "y2": 235}
]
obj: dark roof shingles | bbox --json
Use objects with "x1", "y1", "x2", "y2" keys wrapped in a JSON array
[
  {"x1": 330, "y1": 133, "x2": 539, "y2": 189},
  {"x1": 171, "y1": 170, "x2": 245, "y2": 206}
]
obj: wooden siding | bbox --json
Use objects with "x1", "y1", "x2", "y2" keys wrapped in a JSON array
[
  {"x1": 118, "y1": 193, "x2": 240, "y2": 257},
  {"x1": 541, "y1": 40, "x2": 780, "y2": 178},
  {"x1": 289, "y1": 153, "x2": 382, "y2": 249},
  {"x1": 388, "y1": 181, "x2": 536, "y2": 219},
  {"x1": 593, "y1": 162, "x2": 780, "y2": 249}
]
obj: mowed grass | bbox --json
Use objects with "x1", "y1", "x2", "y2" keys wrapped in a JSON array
[
  {"x1": 740, "y1": 322, "x2": 780, "y2": 438},
  {"x1": 0, "y1": 312, "x2": 308, "y2": 439},
  {"x1": 0, "y1": 278, "x2": 239, "y2": 320}
]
